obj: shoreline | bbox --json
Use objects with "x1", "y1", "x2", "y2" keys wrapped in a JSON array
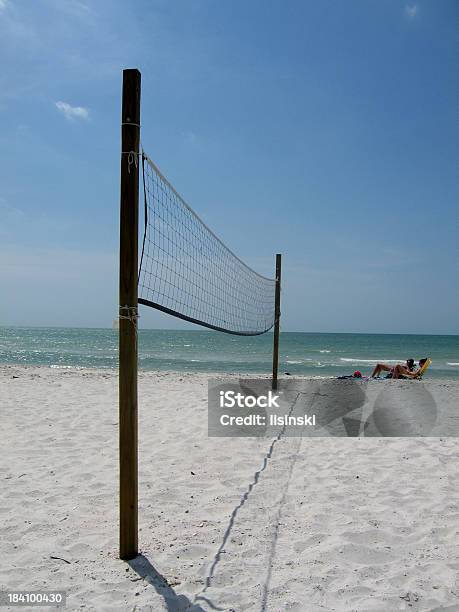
[{"x1": 2, "y1": 363, "x2": 458, "y2": 383}]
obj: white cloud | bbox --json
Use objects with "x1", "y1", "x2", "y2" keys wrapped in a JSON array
[
  {"x1": 53, "y1": 0, "x2": 92, "y2": 17},
  {"x1": 55, "y1": 101, "x2": 89, "y2": 121},
  {"x1": 0, "y1": 0, "x2": 8, "y2": 11},
  {"x1": 405, "y1": 4, "x2": 418, "y2": 19},
  {"x1": 183, "y1": 130, "x2": 198, "y2": 145}
]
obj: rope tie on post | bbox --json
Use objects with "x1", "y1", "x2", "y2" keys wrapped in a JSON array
[
  {"x1": 119, "y1": 305, "x2": 139, "y2": 323},
  {"x1": 121, "y1": 150, "x2": 139, "y2": 173},
  {"x1": 118, "y1": 305, "x2": 140, "y2": 329},
  {"x1": 119, "y1": 305, "x2": 139, "y2": 347}
]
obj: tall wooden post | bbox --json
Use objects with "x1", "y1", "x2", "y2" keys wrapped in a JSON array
[
  {"x1": 119, "y1": 68, "x2": 141, "y2": 560},
  {"x1": 272, "y1": 253, "x2": 282, "y2": 390}
]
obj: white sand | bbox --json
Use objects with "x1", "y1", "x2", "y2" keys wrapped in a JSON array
[{"x1": 1, "y1": 366, "x2": 458, "y2": 611}]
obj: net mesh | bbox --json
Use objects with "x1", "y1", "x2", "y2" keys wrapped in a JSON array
[{"x1": 138, "y1": 152, "x2": 276, "y2": 335}]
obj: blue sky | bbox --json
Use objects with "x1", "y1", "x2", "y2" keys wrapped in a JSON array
[{"x1": 0, "y1": 0, "x2": 457, "y2": 334}]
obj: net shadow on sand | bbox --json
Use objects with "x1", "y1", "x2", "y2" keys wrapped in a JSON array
[
  {"x1": 194, "y1": 393, "x2": 301, "y2": 609},
  {"x1": 129, "y1": 554, "x2": 209, "y2": 612}
]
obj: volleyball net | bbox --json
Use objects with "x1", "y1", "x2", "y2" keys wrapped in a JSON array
[{"x1": 138, "y1": 152, "x2": 276, "y2": 336}]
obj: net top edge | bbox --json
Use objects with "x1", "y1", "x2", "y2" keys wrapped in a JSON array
[{"x1": 142, "y1": 151, "x2": 276, "y2": 284}]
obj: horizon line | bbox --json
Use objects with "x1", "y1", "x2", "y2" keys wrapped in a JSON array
[{"x1": 0, "y1": 324, "x2": 458, "y2": 337}]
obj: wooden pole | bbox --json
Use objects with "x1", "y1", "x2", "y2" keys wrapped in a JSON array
[
  {"x1": 272, "y1": 253, "x2": 282, "y2": 390},
  {"x1": 119, "y1": 68, "x2": 141, "y2": 560}
]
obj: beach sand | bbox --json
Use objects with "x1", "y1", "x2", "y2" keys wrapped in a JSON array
[{"x1": 1, "y1": 366, "x2": 458, "y2": 611}]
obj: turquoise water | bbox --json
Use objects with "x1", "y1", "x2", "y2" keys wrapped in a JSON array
[{"x1": 0, "y1": 327, "x2": 458, "y2": 379}]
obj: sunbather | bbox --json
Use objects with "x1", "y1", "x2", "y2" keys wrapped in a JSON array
[
  {"x1": 392, "y1": 358, "x2": 428, "y2": 379},
  {"x1": 371, "y1": 359, "x2": 414, "y2": 378}
]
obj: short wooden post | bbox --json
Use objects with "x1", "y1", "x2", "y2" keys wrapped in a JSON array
[
  {"x1": 119, "y1": 68, "x2": 141, "y2": 560},
  {"x1": 272, "y1": 253, "x2": 282, "y2": 390}
]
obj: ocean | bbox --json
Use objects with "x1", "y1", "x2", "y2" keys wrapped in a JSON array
[{"x1": 0, "y1": 327, "x2": 458, "y2": 379}]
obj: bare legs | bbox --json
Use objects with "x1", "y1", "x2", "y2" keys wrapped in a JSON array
[
  {"x1": 392, "y1": 364, "x2": 411, "y2": 379},
  {"x1": 371, "y1": 362, "x2": 416, "y2": 379},
  {"x1": 371, "y1": 363, "x2": 393, "y2": 378}
]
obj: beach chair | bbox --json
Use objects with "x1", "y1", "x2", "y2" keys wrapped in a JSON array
[{"x1": 414, "y1": 358, "x2": 432, "y2": 379}]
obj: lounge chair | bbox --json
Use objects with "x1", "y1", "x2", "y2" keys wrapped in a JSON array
[
  {"x1": 414, "y1": 358, "x2": 432, "y2": 379},
  {"x1": 385, "y1": 358, "x2": 432, "y2": 380}
]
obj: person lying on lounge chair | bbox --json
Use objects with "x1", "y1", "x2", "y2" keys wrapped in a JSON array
[
  {"x1": 371, "y1": 359, "x2": 415, "y2": 378},
  {"x1": 392, "y1": 358, "x2": 429, "y2": 379}
]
